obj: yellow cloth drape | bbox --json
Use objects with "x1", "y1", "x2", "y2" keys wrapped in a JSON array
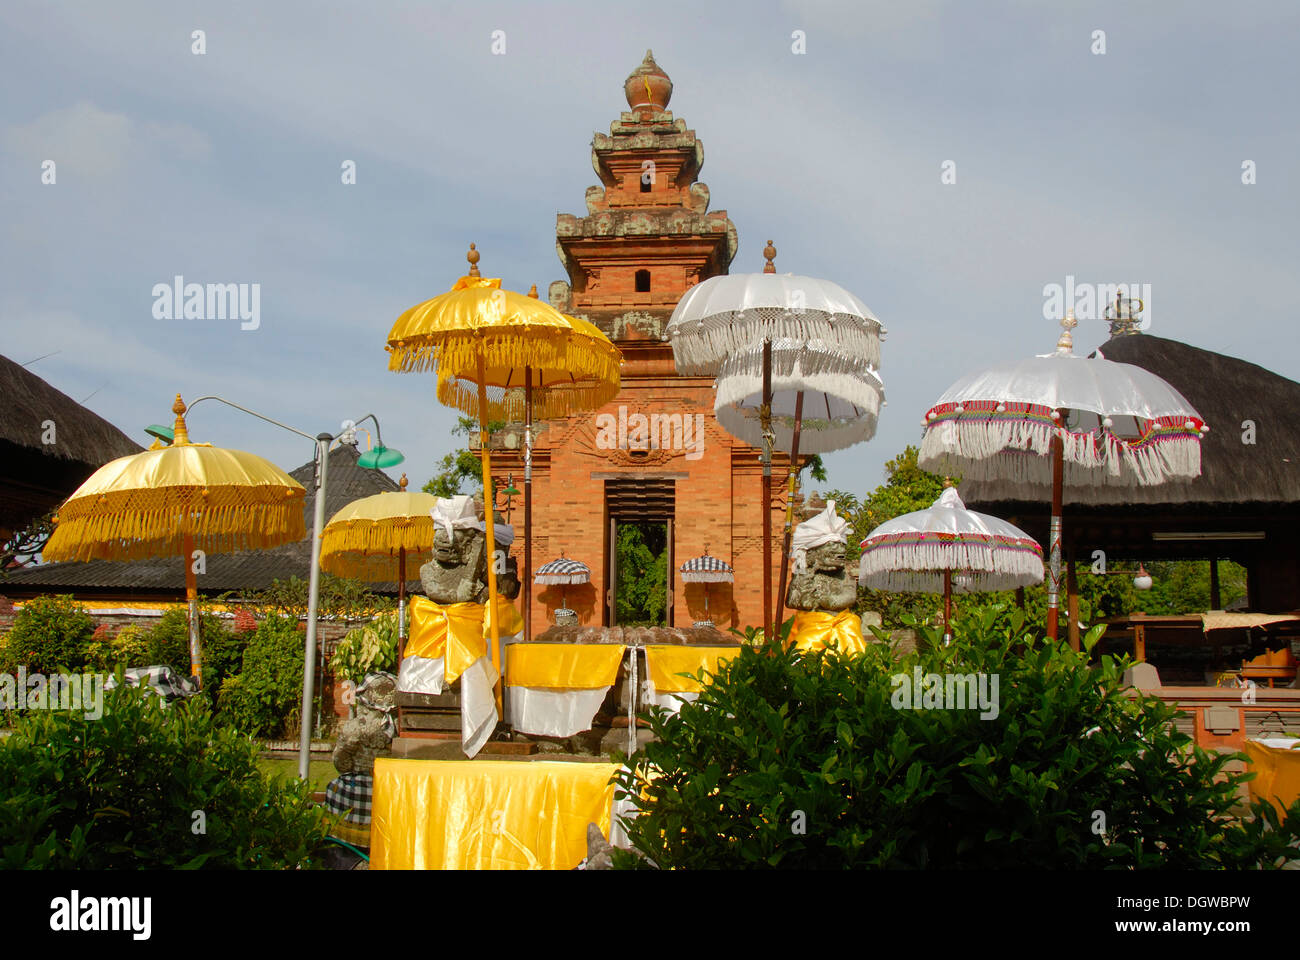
[
  {"x1": 644, "y1": 645, "x2": 741, "y2": 693},
  {"x1": 370, "y1": 758, "x2": 619, "y2": 870},
  {"x1": 505, "y1": 644, "x2": 626, "y2": 689},
  {"x1": 788, "y1": 610, "x2": 869, "y2": 656},
  {"x1": 1243, "y1": 739, "x2": 1300, "y2": 819},
  {"x1": 406, "y1": 595, "x2": 525, "y2": 683}
]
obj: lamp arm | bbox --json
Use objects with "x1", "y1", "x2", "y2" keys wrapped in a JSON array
[
  {"x1": 186, "y1": 395, "x2": 316, "y2": 443},
  {"x1": 346, "y1": 413, "x2": 386, "y2": 447}
]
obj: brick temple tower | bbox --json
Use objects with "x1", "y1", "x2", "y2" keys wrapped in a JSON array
[{"x1": 491, "y1": 51, "x2": 793, "y2": 638}]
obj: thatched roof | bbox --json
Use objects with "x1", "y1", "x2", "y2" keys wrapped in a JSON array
[
  {"x1": 2, "y1": 443, "x2": 418, "y2": 596},
  {"x1": 961, "y1": 334, "x2": 1300, "y2": 509},
  {"x1": 0, "y1": 353, "x2": 143, "y2": 534}
]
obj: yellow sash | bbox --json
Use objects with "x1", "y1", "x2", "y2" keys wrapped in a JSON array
[
  {"x1": 788, "y1": 610, "x2": 868, "y2": 656},
  {"x1": 406, "y1": 595, "x2": 524, "y2": 684}
]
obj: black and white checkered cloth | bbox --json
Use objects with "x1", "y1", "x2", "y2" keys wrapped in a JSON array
[
  {"x1": 103, "y1": 666, "x2": 198, "y2": 702},
  {"x1": 534, "y1": 557, "x2": 591, "y2": 585},
  {"x1": 678, "y1": 554, "x2": 734, "y2": 583},
  {"x1": 325, "y1": 772, "x2": 374, "y2": 825}
]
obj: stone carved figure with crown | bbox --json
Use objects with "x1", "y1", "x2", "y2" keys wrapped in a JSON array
[{"x1": 419, "y1": 494, "x2": 520, "y2": 605}]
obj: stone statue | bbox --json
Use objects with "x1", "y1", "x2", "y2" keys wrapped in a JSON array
[
  {"x1": 332, "y1": 714, "x2": 391, "y2": 776},
  {"x1": 419, "y1": 494, "x2": 521, "y2": 605},
  {"x1": 786, "y1": 538, "x2": 858, "y2": 612}
]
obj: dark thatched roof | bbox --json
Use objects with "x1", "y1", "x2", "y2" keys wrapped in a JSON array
[
  {"x1": 2, "y1": 443, "x2": 418, "y2": 597},
  {"x1": 961, "y1": 333, "x2": 1300, "y2": 509},
  {"x1": 0, "y1": 353, "x2": 143, "y2": 534}
]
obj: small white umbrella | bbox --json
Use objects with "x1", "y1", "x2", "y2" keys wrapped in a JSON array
[
  {"x1": 666, "y1": 242, "x2": 885, "y2": 641},
  {"x1": 918, "y1": 313, "x2": 1206, "y2": 640},
  {"x1": 533, "y1": 556, "x2": 590, "y2": 619},
  {"x1": 678, "y1": 551, "x2": 734, "y2": 625},
  {"x1": 858, "y1": 485, "x2": 1044, "y2": 641}
]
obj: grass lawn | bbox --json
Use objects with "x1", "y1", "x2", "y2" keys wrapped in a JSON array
[{"x1": 257, "y1": 756, "x2": 336, "y2": 793}]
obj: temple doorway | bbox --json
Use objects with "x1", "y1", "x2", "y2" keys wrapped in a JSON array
[{"x1": 604, "y1": 478, "x2": 675, "y2": 626}]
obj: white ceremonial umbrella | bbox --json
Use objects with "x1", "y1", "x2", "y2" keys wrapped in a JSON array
[
  {"x1": 917, "y1": 312, "x2": 1206, "y2": 641},
  {"x1": 666, "y1": 241, "x2": 885, "y2": 641},
  {"x1": 714, "y1": 337, "x2": 885, "y2": 620},
  {"x1": 858, "y1": 485, "x2": 1044, "y2": 641}
]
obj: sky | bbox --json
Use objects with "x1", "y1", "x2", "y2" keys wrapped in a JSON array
[{"x1": 2, "y1": 0, "x2": 1297, "y2": 498}]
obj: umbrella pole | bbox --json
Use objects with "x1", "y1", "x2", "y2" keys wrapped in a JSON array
[
  {"x1": 398, "y1": 546, "x2": 406, "y2": 656},
  {"x1": 943, "y1": 569, "x2": 952, "y2": 644},
  {"x1": 524, "y1": 366, "x2": 533, "y2": 642},
  {"x1": 477, "y1": 352, "x2": 504, "y2": 720},
  {"x1": 183, "y1": 531, "x2": 201, "y2": 684},
  {"x1": 761, "y1": 338, "x2": 773, "y2": 645},
  {"x1": 1046, "y1": 409, "x2": 1065, "y2": 642},
  {"x1": 776, "y1": 390, "x2": 805, "y2": 627}
]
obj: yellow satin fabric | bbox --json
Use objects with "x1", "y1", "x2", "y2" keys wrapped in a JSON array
[
  {"x1": 370, "y1": 758, "x2": 619, "y2": 870},
  {"x1": 788, "y1": 610, "x2": 869, "y2": 656},
  {"x1": 1243, "y1": 740, "x2": 1300, "y2": 819},
  {"x1": 406, "y1": 595, "x2": 525, "y2": 683},
  {"x1": 644, "y1": 645, "x2": 741, "y2": 693},
  {"x1": 505, "y1": 644, "x2": 626, "y2": 689}
]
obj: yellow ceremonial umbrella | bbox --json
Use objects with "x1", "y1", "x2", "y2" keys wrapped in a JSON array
[
  {"x1": 319, "y1": 475, "x2": 439, "y2": 646},
  {"x1": 43, "y1": 395, "x2": 306, "y2": 678},
  {"x1": 386, "y1": 244, "x2": 622, "y2": 711}
]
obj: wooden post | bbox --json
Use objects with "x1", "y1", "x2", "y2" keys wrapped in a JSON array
[
  {"x1": 776, "y1": 391, "x2": 804, "y2": 627},
  {"x1": 761, "y1": 338, "x2": 773, "y2": 645},
  {"x1": 183, "y1": 530, "x2": 201, "y2": 683},
  {"x1": 665, "y1": 518, "x2": 674, "y2": 627},
  {"x1": 1134, "y1": 618, "x2": 1146, "y2": 662},
  {"x1": 608, "y1": 517, "x2": 618, "y2": 626},
  {"x1": 1045, "y1": 408, "x2": 1065, "y2": 642},
  {"x1": 1209, "y1": 557, "x2": 1221, "y2": 610},
  {"x1": 943, "y1": 569, "x2": 952, "y2": 642}
]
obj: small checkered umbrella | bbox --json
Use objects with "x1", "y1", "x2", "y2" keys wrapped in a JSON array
[
  {"x1": 679, "y1": 552, "x2": 734, "y2": 623},
  {"x1": 534, "y1": 556, "x2": 590, "y2": 615},
  {"x1": 534, "y1": 557, "x2": 591, "y2": 585}
]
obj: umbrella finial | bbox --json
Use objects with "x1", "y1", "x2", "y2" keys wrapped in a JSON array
[
  {"x1": 399, "y1": 473, "x2": 408, "y2": 490},
  {"x1": 171, "y1": 394, "x2": 190, "y2": 446},
  {"x1": 527, "y1": 284, "x2": 538, "y2": 298},
  {"x1": 467, "y1": 243, "x2": 481, "y2": 277},
  {"x1": 762, "y1": 240, "x2": 777, "y2": 274},
  {"x1": 943, "y1": 476, "x2": 954, "y2": 488},
  {"x1": 1056, "y1": 309, "x2": 1077, "y2": 354}
]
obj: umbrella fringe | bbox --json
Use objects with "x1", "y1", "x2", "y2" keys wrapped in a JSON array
[
  {"x1": 320, "y1": 519, "x2": 438, "y2": 557},
  {"x1": 679, "y1": 572, "x2": 735, "y2": 583},
  {"x1": 388, "y1": 333, "x2": 620, "y2": 382},
  {"x1": 670, "y1": 311, "x2": 882, "y2": 375},
  {"x1": 714, "y1": 369, "x2": 883, "y2": 414},
  {"x1": 534, "y1": 574, "x2": 591, "y2": 585},
  {"x1": 715, "y1": 405, "x2": 879, "y2": 455},
  {"x1": 43, "y1": 499, "x2": 306, "y2": 563},
  {"x1": 436, "y1": 375, "x2": 621, "y2": 422},
  {"x1": 919, "y1": 419, "x2": 1202, "y2": 486},
  {"x1": 857, "y1": 543, "x2": 1044, "y2": 593}
]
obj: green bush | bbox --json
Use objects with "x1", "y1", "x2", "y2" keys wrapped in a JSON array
[
  {"x1": 331, "y1": 612, "x2": 399, "y2": 685},
  {"x1": 615, "y1": 605, "x2": 1300, "y2": 869},
  {"x1": 0, "y1": 677, "x2": 329, "y2": 868},
  {"x1": 85, "y1": 624, "x2": 151, "y2": 672},
  {"x1": 217, "y1": 616, "x2": 304, "y2": 738},
  {"x1": 0, "y1": 594, "x2": 96, "y2": 673}
]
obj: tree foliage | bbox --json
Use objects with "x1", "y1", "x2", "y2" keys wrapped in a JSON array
[
  {"x1": 422, "y1": 416, "x2": 505, "y2": 499},
  {"x1": 616, "y1": 523, "x2": 667, "y2": 625}
]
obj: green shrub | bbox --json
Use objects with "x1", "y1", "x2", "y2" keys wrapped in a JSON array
[
  {"x1": 0, "y1": 677, "x2": 329, "y2": 868},
  {"x1": 85, "y1": 624, "x2": 151, "y2": 672},
  {"x1": 615, "y1": 605, "x2": 1300, "y2": 869},
  {"x1": 217, "y1": 616, "x2": 304, "y2": 738},
  {"x1": 331, "y1": 612, "x2": 399, "y2": 685},
  {"x1": 0, "y1": 595, "x2": 96, "y2": 673}
]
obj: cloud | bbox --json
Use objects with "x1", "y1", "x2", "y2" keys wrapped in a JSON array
[{"x1": 2, "y1": 101, "x2": 211, "y2": 178}]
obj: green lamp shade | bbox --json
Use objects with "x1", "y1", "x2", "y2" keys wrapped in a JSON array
[
  {"x1": 358, "y1": 445, "x2": 405, "y2": 469},
  {"x1": 503, "y1": 484, "x2": 521, "y2": 497},
  {"x1": 145, "y1": 424, "x2": 175, "y2": 444}
]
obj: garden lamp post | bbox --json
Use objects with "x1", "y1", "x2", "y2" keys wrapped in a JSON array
[{"x1": 186, "y1": 396, "x2": 403, "y2": 780}]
